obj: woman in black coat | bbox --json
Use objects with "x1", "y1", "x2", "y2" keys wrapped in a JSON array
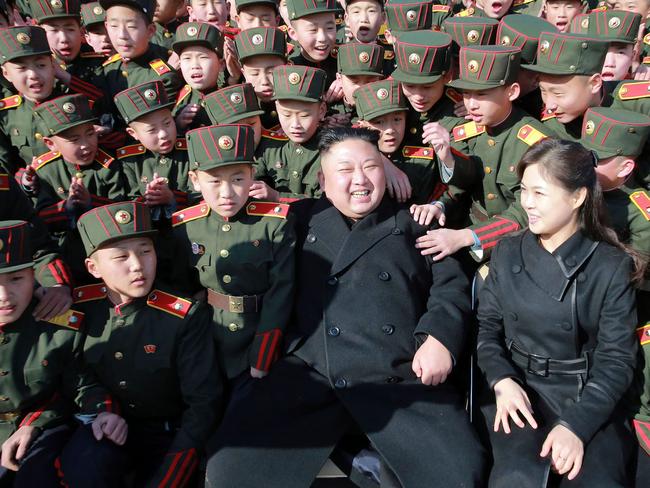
[{"x1": 476, "y1": 139, "x2": 646, "y2": 487}]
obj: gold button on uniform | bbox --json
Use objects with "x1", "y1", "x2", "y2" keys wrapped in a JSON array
[
  {"x1": 121, "y1": 70, "x2": 128, "y2": 77},
  {"x1": 487, "y1": 193, "x2": 496, "y2": 200},
  {"x1": 228, "y1": 323, "x2": 238, "y2": 332},
  {"x1": 487, "y1": 139, "x2": 496, "y2": 147},
  {"x1": 296, "y1": 147, "x2": 303, "y2": 154},
  {"x1": 484, "y1": 166, "x2": 492, "y2": 174},
  {"x1": 114, "y1": 352, "x2": 123, "y2": 360},
  {"x1": 222, "y1": 224, "x2": 231, "y2": 232},
  {"x1": 220, "y1": 249, "x2": 229, "y2": 258},
  {"x1": 223, "y1": 275, "x2": 232, "y2": 283},
  {"x1": 409, "y1": 127, "x2": 417, "y2": 134},
  {"x1": 292, "y1": 171, "x2": 299, "y2": 178},
  {"x1": 115, "y1": 319, "x2": 125, "y2": 327},
  {"x1": 0, "y1": 396, "x2": 8, "y2": 401},
  {"x1": 34, "y1": 132, "x2": 42, "y2": 140}
]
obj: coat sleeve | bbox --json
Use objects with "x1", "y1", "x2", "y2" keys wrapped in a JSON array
[{"x1": 558, "y1": 255, "x2": 638, "y2": 443}]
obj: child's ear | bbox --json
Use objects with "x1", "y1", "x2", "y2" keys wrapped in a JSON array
[
  {"x1": 288, "y1": 24, "x2": 299, "y2": 42},
  {"x1": 146, "y1": 22, "x2": 156, "y2": 40},
  {"x1": 125, "y1": 127, "x2": 140, "y2": 141},
  {"x1": 85, "y1": 257, "x2": 102, "y2": 279},
  {"x1": 588, "y1": 73, "x2": 603, "y2": 94},
  {"x1": 506, "y1": 82, "x2": 521, "y2": 102},
  {"x1": 618, "y1": 158, "x2": 636, "y2": 179},
  {"x1": 43, "y1": 136, "x2": 57, "y2": 151},
  {"x1": 188, "y1": 170, "x2": 201, "y2": 192},
  {"x1": 1, "y1": 65, "x2": 10, "y2": 83},
  {"x1": 319, "y1": 100, "x2": 327, "y2": 120}
]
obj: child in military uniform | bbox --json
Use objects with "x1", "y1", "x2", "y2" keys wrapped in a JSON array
[
  {"x1": 166, "y1": 124, "x2": 295, "y2": 383},
  {"x1": 59, "y1": 201, "x2": 222, "y2": 488},
  {"x1": 0, "y1": 220, "x2": 125, "y2": 487},
  {"x1": 81, "y1": 2, "x2": 115, "y2": 57},
  {"x1": 464, "y1": 0, "x2": 515, "y2": 19},
  {"x1": 32, "y1": 94, "x2": 125, "y2": 284},
  {"x1": 234, "y1": 0, "x2": 279, "y2": 30},
  {"x1": 186, "y1": 0, "x2": 230, "y2": 28},
  {"x1": 115, "y1": 80, "x2": 196, "y2": 217},
  {"x1": 172, "y1": 22, "x2": 224, "y2": 133},
  {"x1": 543, "y1": 0, "x2": 582, "y2": 32},
  {"x1": 342, "y1": 0, "x2": 385, "y2": 43}
]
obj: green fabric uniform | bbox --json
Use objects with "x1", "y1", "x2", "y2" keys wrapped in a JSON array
[
  {"x1": 509, "y1": 0, "x2": 543, "y2": 15},
  {"x1": 442, "y1": 16, "x2": 499, "y2": 48},
  {"x1": 152, "y1": 22, "x2": 176, "y2": 54},
  {"x1": 385, "y1": 0, "x2": 434, "y2": 33},
  {"x1": 164, "y1": 124, "x2": 296, "y2": 379},
  {"x1": 80, "y1": 2, "x2": 106, "y2": 28},
  {"x1": 586, "y1": 9, "x2": 642, "y2": 44},
  {"x1": 255, "y1": 65, "x2": 326, "y2": 200},
  {"x1": 172, "y1": 84, "x2": 214, "y2": 132},
  {"x1": 74, "y1": 201, "x2": 222, "y2": 486},
  {"x1": 445, "y1": 46, "x2": 554, "y2": 257},
  {"x1": 203, "y1": 82, "x2": 264, "y2": 125}
]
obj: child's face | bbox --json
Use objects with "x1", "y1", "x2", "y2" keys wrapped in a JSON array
[
  {"x1": 601, "y1": 43, "x2": 635, "y2": 81},
  {"x1": 344, "y1": 1, "x2": 385, "y2": 43},
  {"x1": 463, "y1": 85, "x2": 515, "y2": 127},
  {"x1": 189, "y1": 164, "x2": 253, "y2": 218},
  {"x1": 289, "y1": 13, "x2": 337, "y2": 62},
  {"x1": 477, "y1": 0, "x2": 514, "y2": 19},
  {"x1": 279, "y1": 0, "x2": 290, "y2": 26},
  {"x1": 539, "y1": 74, "x2": 600, "y2": 123},
  {"x1": 401, "y1": 79, "x2": 446, "y2": 113},
  {"x1": 188, "y1": 0, "x2": 229, "y2": 27},
  {"x1": 236, "y1": 5, "x2": 278, "y2": 30},
  {"x1": 41, "y1": 18, "x2": 83, "y2": 63},
  {"x1": 543, "y1": 0, "x2": 581, "y2": 33},
  {"x1": 105, "y1": 6, "x2": 155, "y2": 60},
  {"x1": 86, "y1": 237, "x2": 156, "y2": 303},
  {"x1": 242, "y1": 55, "x2": 285, "y2": 101},
  {"x1": 126, "y1": 109, "x2": 178, "y2": 154},
  {"x1": 85, "y1": 24, "x2": 115, "y2": 56},
  {"x1": 237, "y1": 115, "x2": 263, "y2": 147},
  {"x1": 45, "y1": 122, "x2": 98, "y2": 167},
  {"x1": 360, "y1": 111, "x2": 406, "y2": 154},
  {"x1": 179, "y1": 46, "x2": 221, "y2": 90},
  {"x1": 155, "y1": 0, "x2": 181, "y2": 24},
  {"x1": 613, "y1": 0, "x2": 650, "y2": 15},
  {"x1": 0, "y1": 268, "x2": 34, "y2": 326},
  {"x1": 275, "y1": 99, "x2": 325, "y2": 144},
  {"x1": 339, "y1": 73, "x2": 382, "y2": 105},
  {"x1": 2, "y1": 55, "x2": 55, "y2": 102}
]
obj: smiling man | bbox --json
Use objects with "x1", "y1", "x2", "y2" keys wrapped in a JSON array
[{"x1": 205, "y1": 126, "x2": 486, "y2": 488}]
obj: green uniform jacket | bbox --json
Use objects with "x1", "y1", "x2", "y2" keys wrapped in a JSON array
[
  {"x1": 0, "y1": 302, "x2": 113, "y2": 443},
  {"x1": 287, "y1": 49, "x2": 338, "y2": 88},
  {"x1": 0, "y1": 95, "x2": 51, "y2": 167},
  {"x1": 152, "y1": 22, "x2": 176, "y2": 53},
  {"x1": 402, "y1": 90, "x2": 466, "y2": 149},
  {"x1": 73, "y1": 283, "x2": 223, "y2": 485},
  {"x1": 163, "y1": 200, "x2": 296, "y2": 379},
  {"x1": 604, "y1": 183, "x2": 650, "y2": 257},
  {"x1": 172, "y1": 85, "x2": 214, "y2": 133},
  {"x1": 389, "y1": 143, "x2": 445, "y2": 205},
  {"x1": 60, "y1": 45, "x2": 109, "y2": 104}
]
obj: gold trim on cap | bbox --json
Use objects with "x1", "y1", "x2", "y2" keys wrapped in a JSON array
[
  {"x1": 408, "y1": 53, "x2": 420, "y2": 64},
  {"x1": 251, "y1": 34, "x2": 264, "y2": 45},
  {"x1": 218, "y1": 135, "x2": 234, "y2": 149},
  {"x1": 114, "y1": 210, "x2": 132, "y2": 224},
  {"x1": 359, "y1": 51, "x2": 370, "y2": 63},
  {"x1": 288, "y1": 72, "x2": 301, "y2": 84},
  {"x1": 144, "y1": 89, "x2": 157, "y2": 100},
  {"x1": 608, "y1": 17, "x2": 621, "y2": 28},
  {"x1": 16, "y1": 33, "x2": 30, "y2": 44},
  {"x1": 467, "y1": 60, "x2": 479, "y2": 73},
  {"x1": 62, "y1": 102, "x2": 76, "y2": 114},
  {"x1": 584, "y1": 120, "x2": 595, "y2": 135},
  {"x1": 230, "y1": 92, "x2": 243, "y2": 104},
  {"x1": 467, "y1": 30, "x2": 479, "y2": 43},
  {"x1": 406, "y1": 10, "x2": 417, "y2": 22},
  {"x1": 376, "y1": 88, "x2": 389, "y2": 100}
]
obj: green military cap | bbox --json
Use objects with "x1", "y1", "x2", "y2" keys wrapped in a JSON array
[
  {"x1": 354, "y1": 79, "x2": 407, "y2": 121},
  {"x1": 337, "y1": 42, "x2": 385, "y2": 77},
  {"x1": 30, "y1": 0, "x2": 80, "y2": 22},
  {"x1": 581, "y1": 107, "x2": 650, "y2": 159},
  {"x1": 448, "y1": 45, "x2": 521, "y2": 91},
  {"x1": 0, "y1": 26, "x2": 51, "y2": 64},
  {"x1": 35, "y1": 94, "x2": 97, "y2": 136},
  {"x1": 497, "y1": 14, "x2": 557, "y2": 65},
  {"x1": 204, "y1": 83, "x2": 265, "y2": 124},
  {"x1": 524, "y1": 32, "x2": 609, "y2": 75},
  {"x1": 187, "y1": 124, "x2": 256, "y2": 171},
  {"x1": 99, "y1": 0, "x2": 155, "y2": 22},
  {"x1": 0, "y1": 221, "x2": 34, "y2": 274},
  {"x1": 235, "y1": 27, "x2": 287, "y2": 63},
  {"x1": 173, "y1": 22, "x2": 224, "y2": 56},
  {"x1": 442, "y1": 17, "x2": 499, "y2": 48},
  {"x1": 235, "y1": 0, "x2": 277, "y2": 12},
  {"x1": 114, "y1": 80, "x2": 174, "y2": 124},
  {"x1": 587, "y1": 9, "x2": 641, "y2": 44},
  {"x1": 78, "y1": 202, "x2": 158, "y2": 256},
  {"x1": 81, "y1": 2, "x2": 106, "y2": 28},
  {"x1": 391, "y1": 31, "x2": 451, "y2": 84},
  {"x1": 285, "y1": 0, "x2": 336, "y2": 21},
  {"x1": 570, "y1": 13, "x2": 590, "y2": 34},
  {"x1": 272, "y1": 65, "x2": 326, "y2": 102},
  {"x1": 385, "y1": 0, "x2": 432, "y2": 33}
]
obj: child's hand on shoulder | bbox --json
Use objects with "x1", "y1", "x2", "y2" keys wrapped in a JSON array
[
  {"x1": 409, "y1": 202, "x2": 445, "y2": 227},
  {"x1": 249, "y1": 180, "x2": 280, "y2": 202}
]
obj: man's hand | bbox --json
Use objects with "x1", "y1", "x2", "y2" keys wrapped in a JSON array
[
  {"x1": 20, "y1": 165, "x2": 38, "y2": 193},
  {"x1": 322, "y1": 113, "x2": 352, "y2": 128},
  {"x1": 409, "y1": 203, "x2": 445, "y2": 226},
  {"x1": 223, "y1": 37, "x2": 242, "y2": 83},
  {"x1": 382, "y1": 154, "x2": 412, "y2": 203},
  {"x1": 250, "y1": 367, "x2": 268, "y2": 379},
  {"x1": 412, "y1": 335, "x2": 453, "y2": 386},
  {"x1": 166, "y1": 51, "x2": 180, "y2": 70},
  {"x1": 493, "y1": 377, "x2": 538, "y2": 434},
  {"x1": 175, "y1": 104, "x2": 200, "y2": 130},
  {"x1": 414, "y1": 228, "x2": 475, "y2": 261},
  {"x1": 92, "y1": 412, "x2": 128, "y2": 446},
  {"x1": 32, "y1": 286, "x2": 73, "y2": 321},
  {"x1": 1, "y1": 426, "x2": 40, "y2": 471},
  {"x1": 65, "y1": 177, "x2": 91, "y2": 211},
  {"x1": 540, "y1": 425, "x2": 584, "y2": 480},
  {"x1": 422, "y1": 122, "x2": 454, "y2": 167},
  {"x1": 249, "y1": 181, "x2": 280, "y2": 201},
  {"x1": 323, "y1": 78, "x2": 344, "y2": 104},
  {"x1": 144, "y1": 173, "x2": 174, "y2": 206}
]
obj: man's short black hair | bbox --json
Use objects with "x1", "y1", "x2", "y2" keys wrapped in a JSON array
[{"x1": 318, "y1": 127, "x2": 380, "y2": 155}]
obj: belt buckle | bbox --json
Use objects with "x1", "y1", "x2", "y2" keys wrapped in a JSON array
[
  {"x1": 527, "y1": 355, "x2": 549, "y2": 377},
  {"x1": 228, "y1": 296, "x2": 244, "y2": 313}
]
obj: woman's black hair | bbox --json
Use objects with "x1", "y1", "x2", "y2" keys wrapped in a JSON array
[
  {"x1": 318, "y1": 127, "x2": 380, "y2": 155},
  {"x1": 517, "y1": 137, "x2": 647, "y2": 284}
]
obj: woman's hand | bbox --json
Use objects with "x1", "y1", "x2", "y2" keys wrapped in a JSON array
[
  {"x1": 540, "y1": 424, "x2": 584, "y2": 480},
  {"x1": 493, "y1": 377, "x2": 538, "y2": 433}
]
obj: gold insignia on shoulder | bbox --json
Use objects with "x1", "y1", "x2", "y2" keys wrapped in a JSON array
[
  {"x1": 288, "y1": 72, "x2": 301, "y2": 84},
  {"x1": 584, "y1": 120, "x2": 595, "y2": 135},
  {"x1": 16, "y1": 32, "x2": 30, "y2": 44},
  {"x1": 467, "y1": 30, "x2": 479, "y2": 43},
  {"x1": 468, "y1": 60, "x2": 479, "y2": 73},
  {"x1": 218, "y1": 135, "x2": 234, "y2": 149},
  {"x1": 376, "y1": 88, "x2": 389, "y2": 100},
  {"x1": 62, "y1": 102, "x2": 76, "y2": 114},
  {"x1": 408, "y1": 53, "x2": 420, "y2": 64},
  {"x1": 114, "y1": 210, "x2": 131, "y2": 224},
  {"x1": 144, "y1": 89, "x2": 157, "y2": 100}
]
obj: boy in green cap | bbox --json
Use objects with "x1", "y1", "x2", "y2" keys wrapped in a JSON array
[
  {"x1": 0, "y1": 219, "x2": 125, "y2": 487},
  {"x1": 186, "y1": 0, "x2": 230, "y2": 28},
  {"x1": 588, "y1": 10, "x2": 642, "y2": 81},
  {"x1": 172, "y1": 21, "x2": 224, "y2": 132},
  {"x1": 543, "y1": 0, "x2": 582, "y2": 33},
  {"x1": 457, "y1": 0, "x2": 514, "y2": 19},
  {"x1": 115, "y1": 80, "x2": 196, "y2": 218},
  {"x1": 58, "y1": 201, "x2": 222, "y2": 487},
  {"x1": 234, "y1": 0, "x2": 280, "y2": 30},
  {"x1": 164, "y1": 123, "x2": 295, "y2": 384},
  {"x1": 442, "y1": 16, "x2": 499, "y2": 82},
  {"x1": 81, "y1": 2, "x2": 116, "y2": 57},
  {"x1": 151, "y1": 0, "x2": 184, "y2": 52},
  {"x1": 343, "y1": 0, "x2": 386, "y2": 43},
  {"x1": 415, "y1": 45, "x2": 552, "y2": 261}
]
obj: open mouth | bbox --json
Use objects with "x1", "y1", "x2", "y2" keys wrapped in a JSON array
[
  {"x1": 555, "y1": 21, "x2": 568, "y2": 31},
  {"x1": 351, "y1": 190, "x2": 370, "y2": 198}
]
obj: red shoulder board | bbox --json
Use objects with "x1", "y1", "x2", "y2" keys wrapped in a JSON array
[
  {"x1": 540, "y1": 108, "x2": 556, "y2": 121},
  {"x1": 223, "y1": 26, "x2": 240, "y2": 39},
  {"x1": 431, "y1": 4, "x2": 450, "y2": 12},
  {"x1": 402, "y1": 146, "x2": 434, "y2": 159},
  {"x1": 246, "y1": 201, "x2": 289, "y2": 218},
  {"x1": 261, "y1": 128, "x2": 288, "y2": 141},
  {"x1": 172, "y1": 202, "x2": 210, "y2": 226},
  {"x1": 32, "y1": 151, "x2": 61, "y2": 170},
  {"x1": 95, "y1": 148, "x2": 114, "y2": 168},
  {"x1": 0, "y1": 94, "x2": 22, "y2": 110},
  {"x1": 117, "y1": 144, "x2": 146, "y2": 159},
  {"x1": 149, "y1": 59, "x2": 172, "y2": 76},
  {"x1": 102, "y1": 53, "x2": 121, "y2": 66},
  {"x1": 73, "y1": 283, "x2": 108, "y2": 303},
  {"x1": 147, "y1": 290, "x2": 192, "y2": 318},
  {"x1": 445, "y1": 87, "x2": 462, "y2": 104},
  {"x1": 637, "y1": 322, "x2": 650, "y2": 345},
  {"x1": 175, "y1": 85, "x2": 192, "y2": 107},
  {"x1": 80, "y1": 51, "x2": 106, "y2": 59},
  {"x1": 0, "y1": 173, "x2": 8, "y2": 190},
  {"x1": 174, "y1": 138, "x2": 187, "y2": 150},
  {"x1": 517, "y1": 124, "x2": 547, "y2": 146},
  {"x1": 630, "y1": 191, "x2": 650, "y2": 221},
  {"x1": 617, "y1": 81, "x2": 650, "y2": 100},
  {"x1": 46, "y1": 309, "x2": 84, "y2": 330},
  {"x1": 633, "y1": 419, "x2": 650, "y2": 455},
  {"x1": 452, "y1": 121, "x2": 485, "y2": 142}
]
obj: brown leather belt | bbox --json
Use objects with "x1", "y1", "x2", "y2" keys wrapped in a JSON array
[
  {"x1": 206, "y1": 289, "x2": 261, "y2": 313},
  {"x1": 0, "y1": 411, "x2": 20, "y2": 422}
]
